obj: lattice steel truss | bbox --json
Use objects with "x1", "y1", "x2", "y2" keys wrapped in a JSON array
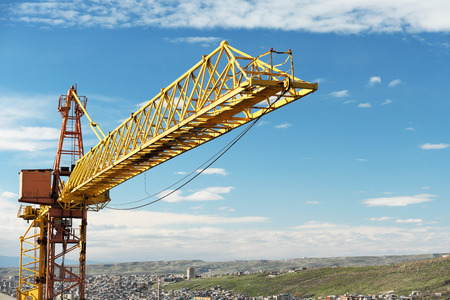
[{"x1": 58, "y1": 41, "x2": 317, "y2": 210}]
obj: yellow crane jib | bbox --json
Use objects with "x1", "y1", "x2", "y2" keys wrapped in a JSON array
[
  {"x1": 57, "y1": 40, "x2": 318, "y2": 211},
  {"x1": 17, "y1": 41, "x2": 318, "y2": 300}
]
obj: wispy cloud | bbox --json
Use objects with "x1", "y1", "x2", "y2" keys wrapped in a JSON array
[
  {"x1": 218, "y1": 206, "x2": 236, "y2": 212},
  {"x1": 405, "y1": 127, "x2": 415, "y2": 131},
  {"x1": 356, "y1": 158, "x2": 367, "y2": 162},
  {"x1": 368, "y1": 76, "x2": 381, "y2": 86},
  {"x1": 196, "y1": 168, "x2": 228, "y2": 176},
  {"x1": 363, "y1": 194, "x2": 435, "y2": 207},
  {"x1": 370, "y1": 217, "x2": 392, "y2": 221},
  {"x1": 0, "y1": 89, "x2": 55, "y2": 126},
  {"x1": 396, "y1": 218, "x2": 423, "y2": 224},
  {"x1": 190, "y1": 205, "x2": 204, "y2": 210},
  {"x1": 0, "y1": 193, "x2": 31, "y2": 256},
  {"x1": 358, "y1": 102, "x2": 371, "y2": 108},
  {"x1": 420, "y1": 143, "x2": 449, "y2": 150},
  {"x1": 0, "y1": 127, "x2": 59, "y2": 152},
  {"x1": 0, "y1": 89, "x2": 60, "y2": 153},
  {"x1": 274, "y1": 123, "x2": 292, "y2": 129},
  {"x1": 382, "y1": 99, "x2": 392, "y2": 105},
  {"x1": 330, "y1": 90, "x2": 349, "y2": 98},
  {"x1": 165, "y1": 36, "x2": 222, "y2": 47},
  {"x1": 8, "y1": 1, "x2": 450, "y2": 34},
  {"x1": 388, "y1": 79, "x2": 402, "y2": 87},
  {"x1": 161, "y1": 186, "x2": 234, "y2": 203},
  {"x1": 306, "y1": 201, "x2": 320, "y2": 205},
  {"x1": 257, "y1": 120, "x2": 270, "y2": 127},
  {"x1": 313, "y1": 78, "x2": 326, "y2": 84},
  {"x1": 1, "y1": 191, "x2": 18, "y2": 199},
  {"x1": 294, "y1": 221, "x2": 338, "y2": 229}
]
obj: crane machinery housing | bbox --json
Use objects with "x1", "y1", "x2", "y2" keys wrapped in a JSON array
[{"x1": 16, "y1": 41, "x2": 318, "y2": 300}]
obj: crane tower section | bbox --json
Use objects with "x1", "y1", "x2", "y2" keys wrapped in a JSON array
[{"x1": 58, "y1": 41, "x2": 317, "y2": 211}]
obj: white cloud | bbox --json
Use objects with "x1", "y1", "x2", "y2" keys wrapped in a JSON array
[
  {"x1": 175, "y1": 171, "x2": 187, "y2": 175},
  {"x1": 1, "y1": 191, "x2": 19, "y2": 199},
  {"x1": 396, "y1": 218, "x2": 423, "y2": 224},
  {"x1": 190, "y1": 205, "x2": 204, "y2": 210},
  {"x1": 8, "y1": 1, "x2": 450, "y2": 34},
  {"x1": 0, "y1": 89, "x2": 60, "y2": 153},
  {"x1": 274, "y1": 123, "x2": 292, "y2": 129},
  {"x1": 161, "y1": 186, "x2": 234, "y2": 203},
  {"x1": 330, "y1": 90, "x2": 349, "y2": 98},
  {"x1": 405, "y1": 127, "x2": 415, "y2": 131},
  {"x1": 369, "y1": 76, "x2": 381, "y2": 85},
  {"x1": 420, "y1": 143, "x2": 449, "y2": 150},
  {"x1": 422, "y1": 186, "x2": 431, "y2": 190},
  {"x1": 382, "y1": 99, "x2": 392, "y2": 105},
  {"x1": 166, "y1": 36, "x2": 222, "y2": 47},
  {"x1": 388, "y1": 79, "x2": 402, "y2": 87},
  {"x1": 88, "y1": 217, "x2": 450, "y2": 261},
  {"x1": 218, "y1": 206, "x2": 235, "y2": 212},
  {"x1": 293, "y1": 221, "x2": 338, "y2": 229},
  {"x1": 313, "y1": 78, "x2": 325, "y2": 83},
  {"x1": 7, "y1": 198, "x2": 449, "y2": 261},
  {"x1": 0, "y1": 192, "x2": 31, "y2": 256},
  {"x1": 196, "y1": 168, "x2": 228, "y2": 176},
  {"x1": 136, "y1": 100, "x2": 148, "y2": 108},
  {"x1": 370, "y1": 217, "x2": 392, "y2": 222},
  {"x1": 358, "y1": 102, "x2": 372, "y2": 108},
  {"x1": 363, "y1": 194, "x2": 435, "y2": 207},
  {"x1": 0, "y1": 90, "x2": 54, "y2": 126},
  {"x1": 306, "y1": 201, "x2": 320, "y2": 205},
  {"x1": 356, "y1": 158, "x2": 367, "y2": 162},
  {"x1": 0, "y1": 127, "x2": 60, "y2": 152}
]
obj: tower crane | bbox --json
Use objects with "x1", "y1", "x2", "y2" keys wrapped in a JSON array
[{"x1": 16, "y1": 41, "x2": 318, "y2": 300}]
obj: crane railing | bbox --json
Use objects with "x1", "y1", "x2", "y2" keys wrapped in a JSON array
[{"x1": 58, "y1": 41, "x2": 317, "y2": 210}]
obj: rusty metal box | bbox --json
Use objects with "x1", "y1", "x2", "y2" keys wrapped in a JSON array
[{"x1": 19, "y1": 169, "x2": 53, "y2": 205}]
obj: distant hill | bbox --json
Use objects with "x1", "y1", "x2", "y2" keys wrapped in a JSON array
[
  {"x1": 84, "y1": 253, "x2": 448, "y2": 276},
  {"x1": 166, "y1": 256, "x2": 450, "y2": 298},
  {"x1": 0, "y1": 256, "x2": 18, "y2": 268},
  {"x1": 1, "y1": 253, "x2": 448, "y2": 278}
]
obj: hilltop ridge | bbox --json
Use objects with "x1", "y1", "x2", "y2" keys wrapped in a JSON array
[
  {"x1": 1, "y1": 253, "x2": 447, "y2": 278},
  {"x1": 84, "y1": 253, "x2": 446, "y2": 276}
]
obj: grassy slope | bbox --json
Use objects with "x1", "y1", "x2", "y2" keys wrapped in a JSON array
[
  {"x1": 2, "y1": 254, "x2": 445, "y2": 278},
  {"x1": 166, "y1": 257, "x2": 450, "y2": 298}
]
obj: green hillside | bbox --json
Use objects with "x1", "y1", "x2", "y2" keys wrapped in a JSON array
[
  {"x1": 83, "y1": 253, "x2": 445, "y2": 276},
  {"x1": 165, "y1": 257, "x2": 450, "y2": 298}
]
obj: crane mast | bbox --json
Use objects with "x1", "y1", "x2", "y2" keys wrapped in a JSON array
[{"x1": 16, "y1": 41, "x2": 318, "y2": 300}]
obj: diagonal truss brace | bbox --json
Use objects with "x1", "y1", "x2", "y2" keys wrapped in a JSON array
[{"x1": 58, "y1": 41, "x2": 318, "y2": 210}]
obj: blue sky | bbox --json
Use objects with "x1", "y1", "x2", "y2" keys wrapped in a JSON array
[{"x1": 1, "y1": 0, "x2": 450, "y2": 263}]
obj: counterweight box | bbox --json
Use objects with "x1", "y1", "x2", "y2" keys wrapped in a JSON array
[{"x1": 19, "y1": 169, "x2": 53, "y2": 205}]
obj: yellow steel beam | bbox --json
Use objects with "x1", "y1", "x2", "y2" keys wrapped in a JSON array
[
  {"x1": 72, "y1": 91, "x2": 106, "y2": 141},
  {"x1": 58, "y1": 41, "x2": 318, "y2": 210}
]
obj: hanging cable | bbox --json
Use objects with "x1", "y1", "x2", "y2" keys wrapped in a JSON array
[
  {"x1": 106, "y1": 118, "x2": 258, "y2": 210},
  {"x1": 106, "y1": 51, "x2": 292, "y2": 211},
  {"x1": 113, "y1": 126, "x2": 247, "y2": 207}
]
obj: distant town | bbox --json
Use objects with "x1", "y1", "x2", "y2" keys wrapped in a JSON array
[{"x1": 2, "y1": 263, "x2": 448, "y2": 300}]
